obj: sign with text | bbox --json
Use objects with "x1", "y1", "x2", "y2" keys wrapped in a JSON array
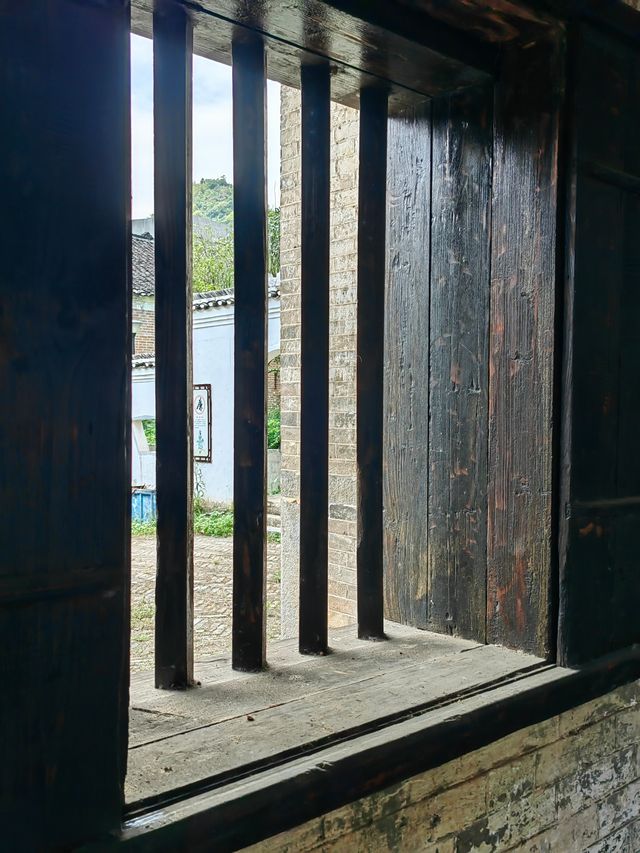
[{"x1": 193, "y1": 384, "x2": 212, "y2": 463}]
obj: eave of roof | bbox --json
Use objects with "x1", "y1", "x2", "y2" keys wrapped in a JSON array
[
  {"x1": 132, "y1": 353, "x2": 155, "y2": 369},
  {"x1": 193, "y1": 283, "x2": 280, "y2": 310}
]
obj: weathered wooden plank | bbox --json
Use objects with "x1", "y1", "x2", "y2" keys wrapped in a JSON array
[
  {"x1": 571, "y1": 27, "x2": 638, "y2": 179},
  {"x1": 563, "y1": 509, "x2": 640, "y2": 663},
  {"x1": 153, "y1": 0, "x2": 194, "y2": 690},
  {"x1": 568, "y1": 177, "x2": 624, "y2": 502},
  {"x1": 616, "y1": 191, "x2": 640, "y2": 497},
  {"x1": 299, "y1": 63, "x2": 331, "y2": 655},
  {"x1": 131, "y1": 0, "x2": 496, "y2": 108},
  {"x1": 427, "y1": 86, "x2": 492, "y2": 642},
  {"x1": 126, "y1": 642, "x2": 540, "y2": 803},
  {"x1": 0, "y1": 0, "x2": 131, "y2": 847},
  {"x1": 383, "y1": 100, "x2": 431, "y2": 629},
  {"x1": 232, "y1": 36, "x2": 268, "y2": 672},
  {"x1": 357, "y1": 87, "x2": 389, "y2": 641},
  {"x1": 121, "y1": 647, "x2": 640, "y2": 852},
  {"x1": 486, "y1": 39, "x2": 562, "y2": 657},
  {"x1": 398, "y1": 0, "x2": 557, "y2": 44},
  {"x1": 559, "y1": 25, "x2": 640, "y2": 665},
  {"x1": 129, "y1": 622, "x2": 479, "y2": 728}
]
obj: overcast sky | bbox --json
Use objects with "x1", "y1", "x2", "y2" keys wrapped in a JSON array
[{"x1": 131, "y1": 34, "x2": 281, "y2": 220}]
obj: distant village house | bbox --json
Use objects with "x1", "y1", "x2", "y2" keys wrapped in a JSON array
[{"x1": 130, "y1": 230, "x2": 281, "y2": 504}]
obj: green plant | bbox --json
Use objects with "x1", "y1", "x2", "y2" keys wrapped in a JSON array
[
  {"x1": 191, "y1": 177, "x2": 280, "y2": 292},
  {"x1": 141, "y1": 419, "x2": 156, "y2": 450},
  {"x1": 268, "y1": 207, "x2": 280, "y2": 277},
  {"x1": 131, "y1": 517, "x2": 156, "y2": 536},
  {"x1": 193, "y1": 508, "x2": 234, "y2": 537},
  {"x1": 267, "y1": 406, "x2": 281, "y2": 450},
  {"x1": 132, "y1": 505, "x2": 282, "y2": 542},
  {"x1": 193, "y1": 231, "x2": 235, "y2": 293},
  {"x1": 131, "y1": 601, "x2": 154, "y2": 627},
  {"x1": 193, "y1": 463, "x2": 206, "y2": 514}
]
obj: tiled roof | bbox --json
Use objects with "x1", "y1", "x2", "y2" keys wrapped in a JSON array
[
  {"x1": 132, "y1": 232, "x2": 281, "y2": 307},
  {"x1": 131, "y1": 352, "x2": 156, "y2": 367},
  {"x1": 132, "y1": 353, "x2": 155, "y2": 369},
  {"x1": 193, "y1": 280, "x2": 280, "y2": 311},
  {"x1": 132, "y1": 233, "x2": 155, "y2": 296}
]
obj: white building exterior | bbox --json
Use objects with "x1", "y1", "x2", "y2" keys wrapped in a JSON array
[{"x1": 132, "y1": 288, "x2": 280, "y2": 504}]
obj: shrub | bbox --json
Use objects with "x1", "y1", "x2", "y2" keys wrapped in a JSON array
[
  {"x1": 267, "y1": 407, "x2": 281, "y2": 450},
  {"x1": 131, "y1": 517, "x2": 156, "y2": 536},
  {"x1": 193, "y1": 508, "x2": 234, "y2": 537},
  {"x1": 141, "y1": 419, "x2": 156, "y2": 450}
]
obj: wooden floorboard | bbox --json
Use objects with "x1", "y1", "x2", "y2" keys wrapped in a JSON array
[{"x1": 127, "y1": 623, "x2": 542, "y2": 803}]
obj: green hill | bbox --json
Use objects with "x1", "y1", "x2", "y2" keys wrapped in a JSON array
[{"x1": 192, "y1": 176, "x2": 233, "y2": 223}]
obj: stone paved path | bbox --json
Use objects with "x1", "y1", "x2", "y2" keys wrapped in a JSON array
[{"x1": 130, "y1": 536, "x2": 281, "y2": 673}]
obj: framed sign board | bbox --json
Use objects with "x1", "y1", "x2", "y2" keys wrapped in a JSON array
[{"x1": 193, "y1": 384, "x2": 212, "y2": 462}]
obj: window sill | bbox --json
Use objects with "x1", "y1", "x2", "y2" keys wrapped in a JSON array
[{"x1": 116, "y1": 631, "x2": 640, "y2": 852}]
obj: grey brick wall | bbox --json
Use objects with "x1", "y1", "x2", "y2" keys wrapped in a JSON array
[
  {"x1": 246, "y1": 680, "x2": 640, "y2": 852},
  {"x1": 279, "y1": 85, "x2": 359, "y2": 637}
]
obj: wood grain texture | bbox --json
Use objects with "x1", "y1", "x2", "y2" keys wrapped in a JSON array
[
  {"x1": 128, "y1": 644, "x2": 536, "y2": 804},
  {"x1": 232, "y1": 36, "x2": 268, "y2": 672},
  {"x1": 299, "y1": 63, "x2": 331, "y2": 655},
  {"x1": 394, "y1": 0, "x2": 557, "y2": 43},
  {"x1": 559, "y1": 25, "x2": 640, "y2": 665},
  {"x1": 126, "y1": 627, "x2": 535, "y2": 804},
  {"x1": 131, "y1": 0, "x2": 495, "y2": 110},
  {"x1": 357, "y1": 87, "x2": 389, "y2": 640},
  {"x1": 487, "y1": 39, "x2": 563, "y2": 657},
  {"x1": 0, "y1": 0, "x2": 131, "y2": 847},
  {"x1": 153, "y1": 0, "x2": 195, "y2": 690},
  {"x1": 120, "y1": 648, "x2": 640, "y2": 853},
  {"x1": 383, "y1": 100, "x2": 431, "y2": 629},
  {"x1": 427, "y1": 86, "x2": 492, "y2": 642}
]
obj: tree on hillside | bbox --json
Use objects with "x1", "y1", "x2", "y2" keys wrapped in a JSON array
[
  {"x1": 192, "y1": 176, "x2": 234, "y2": 222},
  {"x1": 192, "y1": 232, "x2": 234, "y2": 293},
  {"x1": 191, "y1": 178, "x2": 280, "y2": 292}
]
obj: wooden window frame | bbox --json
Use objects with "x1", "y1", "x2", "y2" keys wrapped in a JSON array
[
  {"x1": 3, "y1": 1, "x2": 639, "y2": 849},
  {"x1": 116, "y1": 3, "x2": 640, "y2": 848},
  {"x1": 121, "y1": 647, "x2": 640, "y2": 849}
]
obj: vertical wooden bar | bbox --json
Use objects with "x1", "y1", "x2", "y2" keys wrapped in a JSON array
[
  {"x1": 559, "y1": 25, "x2": 640, "y2": 665},
  {"x1": 299, "y1": 63, "x2": 331, "y2": 655},
  {"x1": 357, "y1": 87, "x2": 388, "y2": 641},
  {"x1": 153, "y1": 0, "x2": 194, "y2": 689},
  {"x1": 232, "y1": 36, "x2": 268, "y2": 672}
]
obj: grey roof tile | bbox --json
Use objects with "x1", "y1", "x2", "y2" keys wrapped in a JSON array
[{"x1": 132, "y1": 232, "x2": 281, "y2": 304}]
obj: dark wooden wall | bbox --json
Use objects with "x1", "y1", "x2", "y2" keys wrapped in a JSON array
[
  {"x1": 0, "y1": 1, "x2": 131, "y2": 848},
  {"x1": 559, "y1": 24, "x2": 640, "y2": 665},
  {"x1": 486, "y1": 40, "x2": 563, "y2": 658},
  {"x1": 383, "y1": 87, "x2": 493, "y2": 640},
  {"x1": 384, "y1": 101, "x2": 432, "y2": 630},
  {"x1": 428, "y1": 86, "x2": 492, "y2": 642},
  {"x1": 384, "y1": 41, "x2": 561, "y2": 657}
]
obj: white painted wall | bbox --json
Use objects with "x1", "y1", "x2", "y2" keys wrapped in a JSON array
[
  {"x1": 131, "y1": 297, "x2": 280, "y2": 504},
  {"x1": 131, "y1": 368, "x2": 156, "y2": 489}
]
